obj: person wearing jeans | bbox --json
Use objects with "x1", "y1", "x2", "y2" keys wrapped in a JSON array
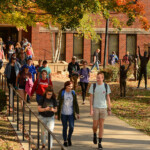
[
  {"x1": 91, "y1": 49, "x2": 100, "y2": 71},
  {"x1": 78, "y1": 60, "x2": 91, "y2": 104},
  {"x1": 38, "y1": 86, "x2": 57, "y2": 150},
  {"x1": 57, "y1": 81, "x2": 79, "y2": 147}
]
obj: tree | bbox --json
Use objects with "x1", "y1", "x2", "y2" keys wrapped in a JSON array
[{"x1": 0, "y1": 0, "x2": 149, "y2": 62}]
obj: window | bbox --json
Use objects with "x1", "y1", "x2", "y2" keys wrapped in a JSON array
[
  {"x1": 73, "y1": 34, "x2": 83, "y2": 59},
  {"x1": 55, "y1": 33, "x2": 66, "y2": 61},
  {"x1": 91, "y1": 34, "x2": 101, "y2": 63},
  {"x1": 108, "y1": 34, "x2": 119, "y2": 57},
  {"x1": 126, "y1": 34, "x2": 136, "y2": 56}
]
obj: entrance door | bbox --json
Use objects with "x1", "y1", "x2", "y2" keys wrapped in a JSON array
[{"x1": 0, "y1": 27, "x2": 18, "y2": 44}]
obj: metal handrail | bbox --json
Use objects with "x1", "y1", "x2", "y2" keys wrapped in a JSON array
[{"x1": 0, "y1": 73, "x2": 67, "y2": 150}]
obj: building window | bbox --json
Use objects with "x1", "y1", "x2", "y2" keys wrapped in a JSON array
[
  {"x1": 108, "y1": 34, "x2": 119, "y2": 57},
  {"x1": 91, "y1": 34, "x2": 101, "y2": 63},
  {"x1": 73, "y1": 34, "x2": 83, "y2": 59},
  {"x1": 55, "y1": 33, "x2": 66, "y2": 61},
  {"x1": 126, "y1": 34, "x2": 136, "y2": 56}
]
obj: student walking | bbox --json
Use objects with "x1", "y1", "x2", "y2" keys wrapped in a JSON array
[
  {"x1": 68, "y1": 56, "x2": 80, "y2": 90},
  {"x1": 89, "y1": 72, "x2": 111, "y2": 149},
  {"x1": 38, "y1": 86, "x2": 57, "y2": 150},
  {"x1": 91, "y1": 49, "x2": 100, "y2": 71},
  {"x1": 78, "y1": 60, "x2": 91, "y2": 104},
  {"x1": 57, "y1": 81, "x2": 79, "y2": 147},
  {"x1": 31, "y1": 70, "x2": 52, "y2": 103}
]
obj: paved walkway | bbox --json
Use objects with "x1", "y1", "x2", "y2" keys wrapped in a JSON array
[
  {"x1": 8, "y1": 77, "x2": 150, "y2": 150},
  {"x1": 23, "y1": 77, "x2": 150, "y2": 150}
]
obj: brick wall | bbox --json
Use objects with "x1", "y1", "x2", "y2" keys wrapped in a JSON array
[{"x1": 66, "y1": 33, "x2": 73, "y2": 62}]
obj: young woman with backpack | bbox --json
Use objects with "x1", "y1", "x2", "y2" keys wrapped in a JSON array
[
  {"x1": 31, "y1": 70, "x2": 52, "y2": 103},
  {"x1": 57, "y1": 81, "x2": 79, "y2": 147},
  {"x1": 78, "y1": 60, "x2": 91, "y2": 104}
]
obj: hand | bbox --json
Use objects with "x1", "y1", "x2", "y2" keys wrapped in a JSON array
[
  {"x1": 76, "y1": 114, "x2": 80, "y2": 119},
  {"x1": 108, "y1": 110, "x2": 111, "y2": 116},
  {"x1": 90, "y1": 110, "x2": 93, "y2": 116},
  {"x1": 49, "y1": 107, "x2": 54, "y2": 112},
  {"x1": 45, "y1": 107, "x2": 50, "y2": 111}
]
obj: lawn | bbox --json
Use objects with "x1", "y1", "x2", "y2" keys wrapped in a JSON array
[{"x1": 110, "y1": 80, "x2": 150, "y2": 136}]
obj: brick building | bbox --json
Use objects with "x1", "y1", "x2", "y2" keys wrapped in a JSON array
[{"x1": 0, "y1": 0, "x2": 150, "y2": 65}]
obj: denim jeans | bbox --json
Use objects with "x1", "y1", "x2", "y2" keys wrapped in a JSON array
[
  {"x1": 91, "y1": 61, "x2": 99, "y2": 70},
  {"x1": 61, "y1": 114, "x2": 74, "y2": 141},
  {"x1": 36, "y1": 94, "x2": 43, "y2": 103},
  {"x1": 39, "y1": 115, "x2": 55, "y2": 148}
]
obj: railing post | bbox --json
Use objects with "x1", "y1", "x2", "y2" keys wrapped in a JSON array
[
  {"x1": 12, "y1": 86, "x2": 14, "y2": 122},
  {"x1": 48, "y1": 132, "x2": 51, "y2": 150},
  {"x1": 23, "y1": 100, "x2": 25, "y2": 141},
  {"x1": 17, "y1": 95, "x2": 19, "y2": 130},
  {"x1": 29, "y1": 110, "x2": 31, "y2": 150},
  {"x1": 37, "y1": 120, "x2": 40, "y2": 149},
  {"x1": 8, "y1": 86, "x2": 10, "y2": 116},
  {"x1": 2, "y1": 75, "x2": 3, "y2": 90}
]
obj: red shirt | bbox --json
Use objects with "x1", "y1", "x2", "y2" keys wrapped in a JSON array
[{"x1": 31, "y1": 78, "x2": 52, "y2": 96}]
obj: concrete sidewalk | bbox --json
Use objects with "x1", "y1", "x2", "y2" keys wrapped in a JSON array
[{"x1": 26, "y1": 78, "x2": 150, "y2": 150}]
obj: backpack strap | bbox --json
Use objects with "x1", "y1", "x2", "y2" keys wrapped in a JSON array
[
  {"x1": 104, "y1": 83, "x2": 108, "y2": 100},
  {"x1": 61, "y1": 90, "x2": 75, "y2": 98},
  {"x1": 93, "y1": 83, "x2": 96, "y2": 105}
]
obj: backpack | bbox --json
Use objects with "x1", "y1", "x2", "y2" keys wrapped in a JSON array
[
  {"x1": 93, "y1": 83, "x2": 108, "y2": 103},
  {"x1": 61, "y1": 90, "x2": 75, "y2": 98}
]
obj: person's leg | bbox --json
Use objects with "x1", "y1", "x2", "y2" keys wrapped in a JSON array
[
  {"x1": 39, "y1": 116, "x2": 47, "y2": 147},
  {"x1": 93, "y1": 108, "x2": 99, "y2": 144},
  {"x1": 137, "y1": 70, "x2": 143, "y2": 88},
  {"x1": 18, "y1": 89, "x2": 25, "y2": 107},
  {"x1": 61, "y1": 114, "x2": 68, "y2": 146},
  {"x1": 84, "y1": 83, "x2": 89, "y2": 102},
  {"x1": 144, "y1": 70, "x2": 147, "y2": 89},
  {"x1": 68, "y1": 114, "x2": 74, "y2": 146},
  {"x1": 96, "y1": 61, "x2": 99, "y2": 70},
  {"x1": 47, "y1": 116, "x2": 55, "y2": 148},
  {"x1": 73, "y1": 76, "x2": 78, "y2": 91},
  {"x1": 91, "y1": 62, "x2": 96, "y2": 70},
  {"x1": 27, "y1": 94, "x2": 30, "y2": 103},
  {"x1": 80, "y1": 82, "x2": 85, "y2": 102}
]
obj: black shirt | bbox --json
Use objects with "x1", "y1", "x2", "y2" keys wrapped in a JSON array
[
  {"x1": 38, "y1": 97, "x2": 57, "y2": 117},
  {"x1": 93, "y1": 51, "x2": 99, "y2": 61}
]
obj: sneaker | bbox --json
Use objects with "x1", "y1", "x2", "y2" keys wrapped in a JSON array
[
  {"x1": 93, "y1": 133, "x2": 97, "y2": 144},
  {"x1": 98, "y1": 143, "x2": 103, "y2": 149},
  {"x1": 68, "y1": 139, "x2": 72, "y2": 146},
  {"x1": 64, "y1": 141, "x2": 68, "y2": 147}
]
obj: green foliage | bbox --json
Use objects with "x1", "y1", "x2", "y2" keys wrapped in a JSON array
[
  {"x1": 147, "y1": 61, "x2": 150, "y2": 79},
  {"x1": 0, "y1": 89, "x2": 7, "y2": 112},
  {"x1": 100, "y1": 64, "x2": 120, "y2": 82}
]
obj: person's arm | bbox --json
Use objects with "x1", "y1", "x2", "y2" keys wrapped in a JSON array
[
  {"x1": 138, "y1": 46, "x2": 141, "y2": 59},
  {"x1": 16, "y1": 73, "x2": 20, "y2": 87},
  {"x1": 74, "y1": 94, "x2": 79, "y2": 119},
  {"x1": 90, "y1": 94, "x2": 94, "y2": 116},
  {"x1": 93, "y1": 56, "x2": 96, "y2": 63},
  {"x1": 106, "y1": 94, "x2": 111, "y2": 116},
  {"x1": 126, "y1": 61, "x2": 131, "y2": 72}
]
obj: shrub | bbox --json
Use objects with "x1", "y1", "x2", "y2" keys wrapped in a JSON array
[
  {"x1": 100, "y1": 64, "x2": 120, "y2": 82},
  {"x1": 147, "y1": 61, "x2": 150, "y2": 79},
  {"x1": 0, "y1": 89, "x2": 7, "y2": 112}
]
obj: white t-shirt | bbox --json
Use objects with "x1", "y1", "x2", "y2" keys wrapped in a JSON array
[
  {"x1": 61, "y1": 91, "x2": 73, "y2": 115},
  {"x1": 89, "y1": 83, "x2": 111, "y2": 108}
]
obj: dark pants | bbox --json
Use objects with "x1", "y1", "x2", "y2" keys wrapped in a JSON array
[
  {"x1": 80, "y1": 82, "x2": 88, "y2": 102},
  {"x1": 61, "y1": 114, "x2": 74, "y2": 141},
  {"x1": 120, "y1": 80, "x2": 126, "y2": 97},
  {"x1": 70, "y1": 76, "x2": 78, "y2": 90},
  {"x1": 138, "y1": 69, "x2": 147, "y2": 88}
]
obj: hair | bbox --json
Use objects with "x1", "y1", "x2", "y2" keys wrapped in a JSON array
[
  {"x1": 82, "y1": 60, "x2": 87, "y2": 65},
  {"x1": 15, "y1": 42, "x2": 21, "y2": 48},
  {"x1": 41, "y1": 70, "x2": 47, "y2": 74},
  {"x1": 60, "y1": 81, "x2": 73, "y2": 91},
  {"x1": 97, "y1": 71, "x2": 104, "y2": 78},
  {"x1": 43, "y1": 86, "x2": 56, "y2": 99},
  {"x1": 38, "y1": 59, "x2": 42, "y2": 63},
  {"x1": 43, "y1": 60, "x2": 47, "y2": 64}
]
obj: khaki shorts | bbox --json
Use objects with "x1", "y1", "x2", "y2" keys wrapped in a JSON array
[{"x1": 93, "y1": 108, "x2": 107, "y2": 120}]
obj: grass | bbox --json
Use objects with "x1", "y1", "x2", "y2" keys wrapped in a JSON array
[
  {"x1": 110, "y1": 80, "x2": 150, "y2": 136},
  {"x1": 0, "y1": 112, "x2": 23, "y2": 150}
]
